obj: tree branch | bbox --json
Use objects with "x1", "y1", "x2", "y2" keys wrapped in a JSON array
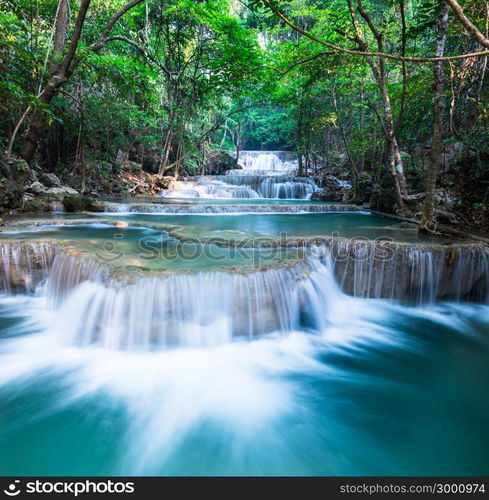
[
  {"x1": 443, "y1": 0, "x2": 489, "y2": 48},
  {"x1": 261, "y1": 0, "x2": 489, "y2": 63},
  {"x1": 90, "y1": 0, "x2": 145, "y2": 52},
  {"x1": 265, "y1": 51, "x2": 339, "y2": 76},
  {"x1": 104, "y1": 35, "x2": 173, "y2": 76},
  {"x1": 161, "y1": 104, "x2": 257, "y2": 173}
]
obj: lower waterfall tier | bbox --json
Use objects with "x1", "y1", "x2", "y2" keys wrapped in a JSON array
[{"x1": 0, "y1": 240, "x2": 481, "y2": 351}]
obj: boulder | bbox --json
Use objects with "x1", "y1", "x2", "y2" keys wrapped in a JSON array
[
  {"x1": 46, "y1": 186, "x2": 79, "y2": 199},
  {"x1": 204, "y1": 152, "x2": 240, "y2": 175},
  {"x1": 62, "y1": 195, "x2": 95, "y2": 212},
  {"x1": 26, "y1": 181, "x2": 48, "y2": 194},
  {"x1": 40, "y1": 172, "x2": 61, "y2": 187},
  {"x1": 21, "y1": 197, "x2": 54, "y2": 213},
  {"x1": 312, "y1": 175, "x2": 350, "y2": 202},
  {"x1": 311, "y1": 190, "x2": 343, "y2": 202},
  {"x1": 434, "y1": 188, "x2": 458, "y2": 210}
]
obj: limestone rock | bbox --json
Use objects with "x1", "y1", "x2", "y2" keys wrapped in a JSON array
[
  {"x1": 40, "y1": 172, "x2": 61, "y2": 187},
  {"x1": 46, "y1": 186, "x2": 79, "y2": 198},
  {"x1": 434, "y1": 188, "x2": 458, "y2": 210},
  {"x1": 312, "y1": 176, "x2": 350, "y2": 202},
  {"x1": 26, "y1": 181, "x2": 48, "y2": 194}
]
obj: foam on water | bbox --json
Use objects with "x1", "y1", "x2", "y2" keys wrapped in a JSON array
[{"x1": 0, "y1": 291, "x2": 488, "y2": 475}]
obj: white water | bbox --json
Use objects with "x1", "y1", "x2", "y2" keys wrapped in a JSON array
[
  {"x1": 159, "y1": 151, "x2": 318, "y2": 200},
  {"x1": 1, "y1": 236, "x2": 489, "y2": 475},
  {"x1": 0, "y1": 241, "x2": 485, "y2": 353},
  {"x1": 101, "y1": 202, "x2": 359, "y2": 214},
  {"x1": 237, "y1": 150, "x2": 298, "y2": 174},
  {"x1": 41, "y1": 250, "x2": 341, "y2": 350},
  {"x1": 1, "y1": 287, "x2": 488, "y2": 475}
]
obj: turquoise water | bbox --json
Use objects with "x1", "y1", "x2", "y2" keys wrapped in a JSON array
[
  {"x1": 0, "y1": 201, "x2": 486, "y2": 476},
  {"x1": 104, "y1": 212, "x2": 420, "y2": 240},
  {"x1": 3, "y1": 211, "x2": 427, "y2": 242},
  {"x1": 0, "y1": 223, "x2": 302, "y2": 271},
  {"x1": 0, "y1": 296, "x2": 488, "y2": 475}
]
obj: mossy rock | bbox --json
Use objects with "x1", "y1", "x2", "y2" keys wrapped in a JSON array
[
  {"x1": 0, "y1": 157, "x2": 30, "y2": 210},
  {"x1": 22, "y1": 198, "x2": 45, "y2": 212},
  {"x1": 62, "y1": 195, "x2": 96, "y2": 212}
]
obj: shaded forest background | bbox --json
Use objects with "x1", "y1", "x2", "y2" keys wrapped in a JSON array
[{"x1": 0, "y1": 0, "x2": 488, "y2": 232}]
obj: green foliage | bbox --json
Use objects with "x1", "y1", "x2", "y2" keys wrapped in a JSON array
[{"x1": 0, "y1": 0, "x2": 487, "y2": 210}]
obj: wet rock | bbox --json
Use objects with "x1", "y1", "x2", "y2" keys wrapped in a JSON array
[{"x1": 312, "y1": 176, "x2": 349, "y2": 202}]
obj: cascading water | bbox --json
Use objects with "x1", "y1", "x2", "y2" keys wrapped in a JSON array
[
  {"x1": 101, "y1": 201, "x2": 360, "y2": 214},
  {"x1": 0, "y1": 241, "x2": 59, "y2": 294},
  {"x1": 159, "y1": 151, "x2": 318, "y2": 199},
  {"x1": 0, "y1": 241, "x2": 481, "y2": 354},
  {"x1": 237, "y1": 150, "x2": 298, "y2": 173},
  {"x1": 43, "y1": 253, "x2": 341, "y2": 350},
  {"x1": 1, "y1": 215, "x2": 488, "y2": 475},
  {"x1": 1, "y1": 236, "x2": 488, "y2": 476}
]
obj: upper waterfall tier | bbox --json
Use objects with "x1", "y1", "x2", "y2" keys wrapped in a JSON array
[
  {"x1": 236, "y1": 151, "x2": 298, "y2": 174},
  {"x1": 158, "y1": 151, "x2": 317, "y2": 199}
]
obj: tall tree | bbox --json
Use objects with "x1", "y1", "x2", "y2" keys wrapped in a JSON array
[
  {"x1": 420, "y1": 1, "x2": 450, "y2": 232},
  {"x1": 17, "y1": 0, "x2": 145, "y2": 163}
]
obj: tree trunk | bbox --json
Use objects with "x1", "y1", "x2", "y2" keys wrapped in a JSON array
[
  {"x1": 420, "y1": 2, "x2": 450, "y2": 232},
  {"x1": 346, "y1": 0, "x2": 408, "y2": 210},
  {"x1": 235, "y1": 122, "x2": 242, "y2": 162},
  {"x1": 297, "y1": 103, "x2": 303, "y2": 176},
  {"x1": 20, "y1": 83, "x2": 62, "y2": 162},
  {"x1": 18, "y1": 0, "x2": 145, "y2": 164},
  {"x1": 20, "y1": 0, "x2": 92, "y2": 163},
  {"x1": 50, "y1": 0, "x2": 69, "y2": 73}
]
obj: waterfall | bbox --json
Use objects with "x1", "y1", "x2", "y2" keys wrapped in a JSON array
[
  {"x1": 328, "y1": 241, "x2": 489, "y2": 304},
  {"x1": 158, "y1": 151, "x2": 318, "y2": 199},
  {"x1": 102, "y1": 202, "x2": 360, "y2": 214},
  {"x1": 2, "y1": 239, "x2": 487, "y2": 305},
  {"x1": 208, "y1": 175, "x2": 317, "y2": 199},
  {"x1": 46, "y1": 257, "x2": 341, "y2": 350},
  {"x1": 237, "y1": 151, "x2": 298, "y2": 173},
  {"x1": 30, "y1": 241, "x2": 486, "y2": 352},
  {"x1": 45, "y1": 253, "x2": 109, "y2": 307},
  {"x1": 0, "y1": 241, "x2": 59, "y2": 294},
  {"x1": 2, "y1": 239, "x2": 487, "y2": 352},
  {"x1": 161, "y1": 180, "x2": 260, "y2": 199}
]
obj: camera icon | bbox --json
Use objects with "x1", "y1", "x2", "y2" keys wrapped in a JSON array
[
  {"x1": 4, "y1": 480, "x2": 20, "y2": 496},
  {"x1": 95, "y1": 236, "x2": 124, "y2": 263}
]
